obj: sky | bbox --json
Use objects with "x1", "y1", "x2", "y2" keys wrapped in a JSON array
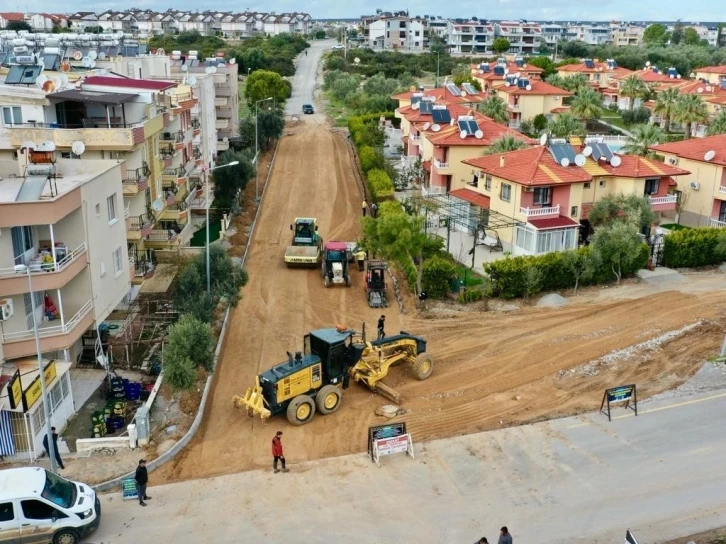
[{"x1": 10, "y1": 0, "x2": 724, "y2": 23}]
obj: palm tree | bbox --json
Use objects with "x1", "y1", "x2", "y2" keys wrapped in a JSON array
[
  {"x1": 561, "y1": 73, "x2": 589, "y2": 92},
  {"x1": 569, "y1": 87, "x2": 603, "y2": 128},
  {"x1": 673, "y1": 93, "x2": 709, "y2": 139},
  {"x1": 619, "y1": 75, "x2": 649, "y2": 110},
  {"x1": 479, "y1": 95, "x2": 509, "y2": 125},
  {"x1": 547, "y1": 113, "x2": 586, "y2": 139},
  {"x1": 545, "y1": 74, "x2": 567, "y2": 89},
  {"x1": 707, "y1": 111, "x2": 726, "y2": 136},
  {"x1": 652, "y1": 87, "x2": 680, "y2": 133},
  {"x1": 484, "y1": 135, "x2": 529, "y2": 155},
  {"x1": 621, "y1": 124, "x2": 665, "y2": 156}
]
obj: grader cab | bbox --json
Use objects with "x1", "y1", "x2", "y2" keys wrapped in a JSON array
[{"x1": 233, "y1": 324, "x2": 434, "y2": 425}]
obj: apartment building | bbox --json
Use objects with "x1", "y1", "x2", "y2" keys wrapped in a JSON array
[
  {"x1": 0, "y1": 153, "x2": 130, "y2": 364},
  {"x1": 557, "y1": 59, "x2": 633, "y2": 90},
  {"x1": 650, "y1": 135, "x2": 726, "y2": 228},
  {"x1": 610, "y1": 23, "x2": 644, "y2": 47},
  {"x1": 472, "y1": 58, "x2": 545, "y2": 92},
  {"x1": 569, "y1": 24, "x2": 611, "y2": 45},
  {"x1": 364, "y1": 14, "x2": 427, "y2": 50},
  {"x1": 540, "y1": 23, "x2": 568, "y2": 47},
  {"x1": 497, "y1": 21, "x2": 541, "y2": 55},
  {"x1": 447, "y1": 20, "x2": 496, "y2": 55},
  {"x1": 427, "y1": 17, "x2": 449, "y2": 39},
  {"x1": 492, "y1": 77, "x2": 572, "y2": 129},
  {"x1": 694, "y1": 66, "x2": 726, "y2": 86},
  {"x1": 458, "y1": 142, "x2": 688, "y2": 255}
]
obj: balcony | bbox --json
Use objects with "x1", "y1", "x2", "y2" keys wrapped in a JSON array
[
  {"x1": 161, "y1": 200, "x2": 189, "y2": 221},
  {"x1": 216, "y1": 140, "x2": 229, "y2": 152},
  {"x1": 215, "y1": 118, "x2": 230, "y2": 130},
  {"x1": 214, "y1": 97, "x2": 228, "y2": 107},
  {"x1": 217, "y1": 107, "x2": 233, "y2": 118},
  {"x1": 409, "y1": 134, "x2": 421, "y2": 142},
  {"x1": 127, "y1": 214, "x2": 155, "y2": 241},
  {"x1": 719, "y1": 186, "x2": 726, "y2": 194},
  {"x1": 160, "y1": 130, "x2": 185, "y2": 150},
  {"x1": 520, "y1": 205, "x2": 560, "y2": 217},
  {"x1": 162, "y1": 167, "x2": 188, "y2": 185},
  {"x1": 710, "y1": 218, "x2": 726, "y2": 228},
  {"x1": 215, "y1": 85, "x2": 232, "y2": 97},
  {"x1": 508, "y1": 103, "x2": 521, "y2": 112},
  {"x1": 0, "y1": 243, "x2": 87, "y2": 296},
  {"x1": 508, "y1": 121, "x2": 521, "y2": 129},
  {"x1": 649, "y1": 194, "x2": 678, "y2": 211},
  {"x1": 433, "y1": 158, "x2": 450, "y2": 170},
  {"x1": 122, "y1": 167, "x2": 150, "y2": 196}
]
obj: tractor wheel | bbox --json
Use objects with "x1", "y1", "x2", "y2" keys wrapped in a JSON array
[
  {"x1": 287, "y1": 395, "x2": 316, "y2": 426},
  {"x1": 345, "y1": 274, "x2": 351, "y2": 287},
  {"x1": 412, "y1": 353, "x2": 434, "y2": 380},
  {"x1": 324, "y1": 275, "x2": 330, "y2": 288},
  {"x1": 315, "y1": 385, "x2": 343, "y2": 415}
]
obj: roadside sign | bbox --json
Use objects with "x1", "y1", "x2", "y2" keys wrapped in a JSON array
[
  {"x1": 368, "y1": 422, "x2": 406, "y2": 461},
  {"x1": 122, "y1": 478, "x2": 138, "y2": 500},
  {"x1": 371, "y1": 433, "x2": 414, "y2": 467},
  {"x1": 600, "y1": 384, "x2": 638, "y2": 421}
]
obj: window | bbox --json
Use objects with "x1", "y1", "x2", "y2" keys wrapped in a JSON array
[
  {"x1": 533, "y1": 187, "x2": 552, "y2": 206},
  {"x1": 535, "y1": 228, "x2": 578, "y2": 254},
  {"x1": 95, "y1": 203, "x2": 101, "y2": 217},
  {"x1": 644, "y1": 178, "x2": 660, "y2": 195},
  {"x1": 11, "y1": 225, "x2": 33, "y2": 265},
  {"x1": 598, "y1": 179, "x2": 606, "y2": 188},
  {"x1": 500, "y1": 183, "x2": 511, "y2": 201},
  {"x1": 107, "y1": 194, "x2": 118, "y2": 223},
  {"x1": 485, "y1": 175, "x2": 492, "y2": 191},
  {"x1": 571, "y1": 206, "x2": 579, "y2": 217},
  {"x1": 113, "y1": 247, "x2": 123, "y2": 276},
  {"x1": 584, "y1": 182, "x2": 591, "y2": 189},
  {"x1": 60, "y1": 151, "x2": 81, "y2": 159},
  {"x1": 0, "y1": 502, "x2": 14, "y2": 522},
  {"x1": 21, "y1": 499, "x2": 56, "y2": 520},
  {"x1": 1, "y1": 106, "x2": 22, "y2": 126}
]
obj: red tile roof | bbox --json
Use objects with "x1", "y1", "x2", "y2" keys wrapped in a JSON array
[
  {"x1": 428, "y1": 115, "x2": 536, "y2": 147},
  {"x1": 708, "y1": 95, "x2": 726, "y2": 105},
  {"x1": 400, "y1": 103, "x2": 473, "y2": 125},
  {"x1": 614, "y1": 69, "x2": 682, "y2": 85},
  {"x1": 392, "y1": 88, "x2": 485, "y2": 104},
  {"x1": 449, "y1": 188, "x2": 491, "y2": 208},
  {"x1": 529, "y1": 216, "x2": 580, "y2": 230},
  {"x1": 557, "y1": 61, "x2": 632, "y2": 76},
  {"x1": 650, "y1": 134, "x2": 726, "y2": 167},
  {"x1": 550, "y1": 106, "x2": 570, "y2": 114},
  {"x1": 83, "y1": 76, "x2": 177, "y2": 91},
  {"x1": 675, "y1": 80, "x2": 726, "y2": 97},
  {"x1": 598, "y1": 154, "x2": 690, "y2": 178},
  {"x1": 695, "y1": 65, "x2": 726, "y2": 75},
  {"x1": 463, "y1": 146, "x2": 592, "y2": 186},
  {"x1": 472, "y1": 61, "x2": 543, "y2": 75},
  {"x1": 0, "y1": 12, "x2": 26, "y2": 21},
  {"x1": 495, "y1": 80, "x2": 572, "y2": 97}
]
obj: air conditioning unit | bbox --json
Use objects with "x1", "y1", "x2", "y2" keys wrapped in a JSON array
[
  {"x1": 0, "y1": 298, "x2": 14, "y2": 321},
  {"x1": 689, "y1": 181, "x2": 700, "y2": 190},
  {"x1": 667, "y1": 157, "x2": 679, "y2": 165},
  {"x1": 523, "y1": 187, "x2": 534, "y2": 192}
]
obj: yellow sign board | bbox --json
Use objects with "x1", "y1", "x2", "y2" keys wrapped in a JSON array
[
  {"x1": 7, "y1": 370, "x2": 22, "y2": 410},
  {"x1": 22, "y1": 360, "x2": 56, "y2": 412}
]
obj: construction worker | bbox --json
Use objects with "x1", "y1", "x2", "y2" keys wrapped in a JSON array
[
  {"x1": 362, "y1": 199, "x2": 367, "y2": 216},
  {"x1": 371, "y1": 202, "x2": 378, "y2": 218},
  {"x1": 377, "y1": 315, "x2": 386, "y2": 340},
  {"x1": 355, "y1": 248, "x2": 366, "y2": 271},
  {"x1": 272, "y1": 431, "x2": 289, "y2": 474}
]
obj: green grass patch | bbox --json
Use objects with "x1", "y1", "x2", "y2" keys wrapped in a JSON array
[
  {"x1": 323, "y1": 92, "x2": 351, "y2": 126},
  {"x1": 190, "y1": 220, "x2": 222, "y2": 247},
  {"x1": 594, "y1": 106, "x2": 627, "y2": 130},
  {"x1": 660, "y1": 223, "x2": 691, "y2": 231},
  {"x1": 456, "y1": 264, "x2": 484, "y2": 287}
]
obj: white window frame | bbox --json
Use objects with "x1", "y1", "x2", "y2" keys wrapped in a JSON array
[
  {"x1": 500, "y1": 183, "x2": 511, "y2": 202},
  {"x1": 107, "y1": 194, "x2": 118, "y2": 225},
  {"x1": 644, "y1": 178, "x2": 660, "y2": 195},
  {"x1": 1, "y1": 106, "x2": 22, "y2": 126},
  {"x1": 113, "y1": 247, "x2": 123, "y2": 277},
  {"x1": 533, "y1": 187, "x2": 552, "y2": 206},
  {"x1": 485, "y1": 175, "x2": 492, "y2": 191}
]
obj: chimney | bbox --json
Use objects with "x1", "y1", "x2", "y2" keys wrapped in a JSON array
[{"x1": 499, "y1": 155, "x2": 505, "y2": 167}]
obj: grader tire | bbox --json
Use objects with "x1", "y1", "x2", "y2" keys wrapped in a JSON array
[
  {"x1": 315, "y1": 385, "x2": 343, "y2": 415},
  {"x1": 324, "y1": 275, "x2": 330, "y2": 288},
  {"x1": 287, "y1": 395, "x2": 316, "y2": 426},
  {"x1": 412, "y1": 353, "x2": 434, "y2": 380}
]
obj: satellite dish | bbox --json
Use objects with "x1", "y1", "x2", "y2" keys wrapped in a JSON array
[
  {"x1": 60, "y1": 61, "x2": 71, "y2": 72},
  {"x1": 646, "y1": 61, "x2": 651, "y2": 67},
  {"x1": 90, "y1": 60, "x2": 96, "y2": 68},
  {"x1": 474, "y1": 130, "x2": 484, "y2": 139},
  {"x1": 479, "y1": 69, "x2": 483, "y2": 74},
  {"x1": 21, "y1": 141, "x2": 36, "y2": 150},
  {"x1": 432, "y1": 124, "x2": 441, "y2": 132},
  {"x1": 412, "y1": 102, "x2": 420, "y2": 110},
  {"x1": 98, "y1": 52, "x2": 106, "y2": 60},
  {"x1": 560, "y1": 158, "x2": 570, "y2": 167},
  {"x1": 37, "y1": 141, "x2": 56, "y2": 152},
  {"x1": 354, "y1": 57, "x2": 360, "y2": 64},
  {"x1": 230, "y1": 58, "x2": 236, "y2": 64},
  {"x1": 422, "y1": 122, "x2": 430, "y2": 130},
  {"x1": 525, "y1": 84, "x2": 532, "y2": 91},
  {"x1": 690, "y1": 73, "x2": 696, "y2": 78},
  {"x1": 461, "y1": 90, "x2": 467, "y2": 96},
  {"x1": 583, "y1": 145, "x2": 593, "y2": 157},
  {"x1": 610, "y1": 155, "x2": 621, "y2": 167},
  {"x1": 460, "y1": 130, "x2": 468, "y2": 139},
  {"x1": 705, "y1": 150, "x2": 716, "y2": 161},
  {"x1": 706, "y1": 85, "x2": 712, "y2": 92},
  {"x1": 205, "y1": 67, "x2": 213, "y2": 74},
  {"x1": 574, "y1": 154, "x2": 586, "y2": 167},
  {"x1": 42, "y1": 79, "x2": 56, "y2": 92},
  {"x1": 82, "y1": 56, "x2": 92, "y2": 67},
  {"x1": 539, "y1": 133, "x2": 548, "y2": 146},
  {"x1": 505, "y1": 81, "x2": 511, "y2": 87},
  {"x1": 181, "y1": 64, "x2": 189, "y2": 72},
  {"x1": 73, "y1": 50, "x2": 82, "y2": 60},
  {"x1": 71, "y1": 141, "x2": 86, "y2": 156},
  {"x1": 157, "y1": 48, "x2": 165, "y2": 56},
  {"x1": 152, "y1": 199, "x2": 164, "y2": 212},
  {"x1": 88, "y1": 51, "x2": 97, "y2": 60},
  {"x1": 698, "y1": 88, "x2": 703, "y2": 93},
  {"x1": 36, "y1": 74, "x2": 49, "y2": 88},
  {"x1": 187, "y1": 76, "x2": 197, "y2": 86},
  {"x1": 677, "y1": 74, "x2": 681, "y2": 79},
  {"x1": 450, "y1": 119, "x2": 455, "y2": 126}
]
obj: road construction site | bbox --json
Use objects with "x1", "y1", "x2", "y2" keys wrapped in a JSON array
[{"x1": 154, "y1": 109, "x2": 726, "y2": 484}]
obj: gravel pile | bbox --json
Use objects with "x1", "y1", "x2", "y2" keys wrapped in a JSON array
[{"x1": 537, "y1": 293, "x2": 568, "y2": 308}]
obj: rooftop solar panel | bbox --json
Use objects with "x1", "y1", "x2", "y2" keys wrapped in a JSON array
[
  {"x1": 431, "y1": 108, "x2": 451, "y2": 123},
  {"x1": 419, "y1": 101, "x2": 433, "y2": 114},
  {"x1": 592, "y1": 142, "x2": 613, "y2": 161},
  {"x1": 466, "y1": 120, "x2": 479, "y2": 134},
  {"x1": 446, "y1": 83, "x2": 462, "y2": 97},
  {"x1": 462, "y1": 83, "x2": 479, "y2": 95}
]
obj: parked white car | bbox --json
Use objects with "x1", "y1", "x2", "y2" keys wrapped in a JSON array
[{"x1": 0, "y1": 467, "x2": 101, "y2": 544}]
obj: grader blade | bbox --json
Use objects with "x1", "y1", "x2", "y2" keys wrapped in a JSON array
[
  {"x1": 374, "y1": 381, "x2": 402, "y2": 404},
  {"x1": 233, "y1": 378, "x2": 271, "y2": 420}
]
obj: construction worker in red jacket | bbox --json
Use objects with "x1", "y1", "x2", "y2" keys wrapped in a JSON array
[{"x1": 272, "y1": 431, "x2": 289, "y2": 473}]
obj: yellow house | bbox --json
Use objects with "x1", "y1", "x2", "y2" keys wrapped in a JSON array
[
  {"x1": 471, "y1": 59, "x2": 544, "y2": 92},
  {"x1": 492, "y1": 79, "x2": 572, "y2": 130},
  {"x1": 556, "y1": 59, "x2": 633, "y2": 90},
  {"x1": 459, "y1": 143, "x2": 689, "y2": 255},
  {"x1": 694, "y1": 66, "x2": 726, "y2": 86},
  {"x1": 650, "y1": 135, "x2": 726, "y2": 227}
]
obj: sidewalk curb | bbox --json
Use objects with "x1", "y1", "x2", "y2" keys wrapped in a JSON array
[{"x1": 93, "y1": 141, "x2": 282, "y2": 493}]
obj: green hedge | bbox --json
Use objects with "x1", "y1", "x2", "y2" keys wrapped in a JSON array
[
  {"x1": 421, "y1": 256, "x2": 457, "y2": 299},
  {"x1": 485, "y1": 245, "x2": 649, "y2": 299},
  {"x1": 663, "y1": 227, "x2": 726, "y2": 268},
  {"x1": 378, "y1": 200, "x2": 405, "y2": 218},
  {"x1": 367, "y1": 168, "x2": 394, "y2": 200},
  {"x1": 358, "y1": 145, "x2": 378, "y2": 172}
]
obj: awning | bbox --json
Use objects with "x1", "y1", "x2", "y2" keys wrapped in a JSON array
[
  {"x1": 449, "y1": 188, "x2": 491, "y2": 209},
  {"x1": 528, "y1": 216, "x2": 580, "y2": 230},
  {"x1": 48, "y1": 89, "x2": 137, "y2": 105},
  {"x1": 665, "y1": 176, "x2": 678, "y2": 187}
]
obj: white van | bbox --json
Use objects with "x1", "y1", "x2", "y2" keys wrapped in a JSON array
[{"x1": 0, "y1": 467, "x2": 100, "y2": 544}]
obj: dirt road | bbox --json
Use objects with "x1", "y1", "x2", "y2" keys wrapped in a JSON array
[{"x1": 158, "y1": 107, "x2": 726, "y2": 483}]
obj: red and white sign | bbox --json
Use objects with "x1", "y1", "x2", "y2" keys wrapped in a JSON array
[{"x1": 372, "y1": 432, "x2": 414, "y2": 467}]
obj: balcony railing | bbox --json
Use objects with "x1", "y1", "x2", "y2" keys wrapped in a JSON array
[
  {"x1": 163, "y1": 166, "x2": 186, "y2": 179},
  {"x1": 129, "y1": 214, "x2": 155, "y2": 235},
  {"x1": 520, "y1": 205, "x2": 560, "y2": 217},
  {"x1": 1, "y1": 300, "x2": 93, "y2": 342},
  {"x1": 214, "y1": 85, "x2": 232, "y2": 97},
  {"x1": 0, "y1": 243, "x2": 87, "y2": 278},
  {"x1": 508, "y1": 103, "x2": 521, "y2": 112},
  {"x1": 433, "y1": 158, "x2": 449, "y2": 169},
  {"x1": 160, "y1": 130, "x2": 184, "y2": 143},
  {"x1": 409, "y1": 134, "x2": 421, "y2": 142},
  {"x1": 710, "y1": 218, "x2": 726, "y2": 228},
  {"x1": 165, "y1": 200, "x2": 188, "y2": 212},
  {"x1": 648, "y1": 195, "x2": 678, "y2": 205}
]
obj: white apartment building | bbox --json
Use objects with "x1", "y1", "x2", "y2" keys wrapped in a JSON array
[
  {"x1": 365, "y1": 16, "x2": 427, "y2": 50},
  {"x1": 540, "y1": 23, "x2": 567, "y2": 46},
  {"x1": 427, "y1": 18, "x2": 449, "y2": 39},
  {"x1": 610, "y1": 23, "x2": 644, "y2": 46},
  {"x1": 570, "y1": 24, "x2": 612, "y2": 45},
  {"x1": 447, "y1": 20, "x2": 496, "y2": 55},
  {"x1": 497, "y1": 21, "x2": 541, "y2": 54}
]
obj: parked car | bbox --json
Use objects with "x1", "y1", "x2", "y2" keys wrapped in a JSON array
[
  {"x1": 302, "y1": 104, "x2": 315, "y2": 114},
  {"x1": 332, "y1": 44, "x2": 344, "y2": 50}
]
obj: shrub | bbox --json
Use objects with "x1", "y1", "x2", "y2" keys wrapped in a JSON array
[
  {"x1": 163, "y1": 315, "x2": 216, "y2": 390},
  {"x1": 663, "y1": 227, "x2": 726, "y2": 268},
  {"x1": 358, "y1": 145, "x2": 378, "y2": 172},
  {"x1": 377, "y1": 200, "x2": 405, "y2": 218},
  {"x1": 457, "y1": 288, "x2": 484, "y2": 303},
  {"x1": 421, "y1": 256, "x2": 458, "y2": 299},
  {"x1": 367, "y1": 168, "x2": 394, "y2": 200},
  {"x1": 621, "y1": 106, "x2": 651, "y2": 126}
]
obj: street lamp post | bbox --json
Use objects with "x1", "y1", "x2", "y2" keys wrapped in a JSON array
[
  {"x1": 203, "y1": 161, "x2": 240, "y2": 295},
  {"x1": 26, "y1": 268, "x2": 57, "y2": 473},
  {"x1": 254, "y1": 96, "x2": 273, "y2": 202}
]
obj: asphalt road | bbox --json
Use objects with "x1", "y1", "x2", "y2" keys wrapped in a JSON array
[
  {"x1": 86, "y1": 389, "x2": 726, "y2": 543},
  {"x1": 284, "y1": 39, "x2": 333, "y2": 116}
]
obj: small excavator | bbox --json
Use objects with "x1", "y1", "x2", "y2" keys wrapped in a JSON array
[{"x1": 233, "y1": 323, "x2": 434, "y2": 425}]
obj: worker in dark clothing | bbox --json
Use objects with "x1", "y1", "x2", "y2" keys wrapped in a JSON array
[
  {"x1": 498, "y1": 527, "x2": 513, "y2": 544},
  {"x1": 135, "y1": 459, "x2": 151, "y2": 506},
  {"x1": 272, "y1": 431, "x2": 289, "y2": 473},
  {"x1": 371, "y1": 202, "x2": 378, "y2": 218},
  {"x1": 475, "y1": 538, "x2": 489, "y2": 544},
  {"x1": 43, "y1": 427, "x2": 64, "y2": 470},
  {"x1": 377, "y1": 315, "x2": 386, "y2": 340}
]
